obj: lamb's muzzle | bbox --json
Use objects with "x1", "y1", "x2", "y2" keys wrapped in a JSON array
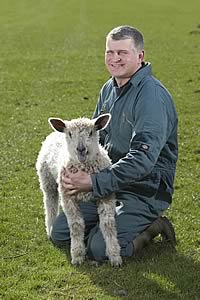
[{"x1": 76, "y1": 141, "x2": 87, "y2": 162}]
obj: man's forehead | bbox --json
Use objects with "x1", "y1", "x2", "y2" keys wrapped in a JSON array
[{"x1": 106, "y1": 37, "x2": 134, "y2": 50}]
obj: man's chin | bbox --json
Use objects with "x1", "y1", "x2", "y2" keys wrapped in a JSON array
[{"x1": 109, "y1": 71, "x2": 125, "y2": 78}]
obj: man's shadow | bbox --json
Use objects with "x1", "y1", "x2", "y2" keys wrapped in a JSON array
[{"x1": 77, "y1": 241, "x2": 200, "y2": 299}]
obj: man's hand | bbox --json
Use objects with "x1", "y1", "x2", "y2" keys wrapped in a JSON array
[{"x1": 60, "y1": 168, "x2": 93, "y2": 195}]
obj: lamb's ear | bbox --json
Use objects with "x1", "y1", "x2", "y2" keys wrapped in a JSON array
[
  {"x1": 94, "y1": 113, "x2": 111, "y2": 131},
  {"x1": 48, "y1": 118, "x2": 66, "y2": 132}
]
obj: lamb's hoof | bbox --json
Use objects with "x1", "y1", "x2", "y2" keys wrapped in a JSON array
[
  {"x1": 46, "y1": 230, "x2": 51, "y2": 240},
  {"x1": 71, "y1": 255, "x2": 85, "y2": 266},
  {"x1": 110, "y1": 255, "x2": 122, "y2": 267}
]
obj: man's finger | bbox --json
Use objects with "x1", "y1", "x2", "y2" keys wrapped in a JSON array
[
  {"x1": 65, "y1": 189, "x2": 78, "y2": 196},
  {"x1": 62, "y1": 182, "x2": 74, "y2": 190},
  {"x1": 61, "y1": 175, "x2": 72, "y2": 185}
]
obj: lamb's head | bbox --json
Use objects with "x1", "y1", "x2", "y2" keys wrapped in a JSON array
[{"x1": 48, "y1": 114, "x2": 111, "y2": 163}]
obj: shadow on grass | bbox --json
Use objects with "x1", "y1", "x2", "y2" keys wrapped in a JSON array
[{"x1": 77, "y1": 241, "x2": 200, "y2": 300}]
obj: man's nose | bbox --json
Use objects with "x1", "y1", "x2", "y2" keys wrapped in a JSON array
[{"x1": 113, "y1": 53, "x2": 121, "y2": 62}]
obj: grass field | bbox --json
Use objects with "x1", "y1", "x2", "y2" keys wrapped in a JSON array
[{"x1": 0, "y1": 0, "x2": 200, "y2": 299}]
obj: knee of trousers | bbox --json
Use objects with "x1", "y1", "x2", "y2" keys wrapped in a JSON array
[
  {"x1": 50, "y1": 213, "x2": 71, "y2": 248},
  {"x1": 87, "y1": 227, "x2": 106, "y2": 261},
  {"x1": 87, "y1": 227, "x2": 134, "y2": 261}
]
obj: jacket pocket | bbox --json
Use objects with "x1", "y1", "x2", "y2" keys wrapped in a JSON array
[
  {"x1": 126, "y1": 171, "x2": 161, "y2": 198},
  {"x1": 155, "y1": 170, "x2": 175, "y2": 203}
]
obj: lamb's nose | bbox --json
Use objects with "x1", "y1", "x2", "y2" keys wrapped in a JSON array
[
  {"x1": 77, "y1": 143, "x2": 86, "y2": 154},
  {"x1": 77, "y1": 143, "x2": 87, "y2": 162}
]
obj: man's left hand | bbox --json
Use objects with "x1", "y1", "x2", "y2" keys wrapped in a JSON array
[{"x1": 60, "y1": 168, "x2": 93, "y2": 195}]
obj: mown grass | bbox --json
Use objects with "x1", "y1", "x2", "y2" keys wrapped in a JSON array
[{"x1": 0, "y1": 0, "x2": 200, "y2": 299}]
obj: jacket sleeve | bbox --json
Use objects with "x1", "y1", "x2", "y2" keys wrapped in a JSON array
[
  {"x1": 91, "y1": 80, "x2": 172, "y2": 198},
  {"x1": 93, "y1": 93, "x2": 103, "y2": 118},
  {"x1": 92, "y1": 91, "x2": 108, "y2": 146}
]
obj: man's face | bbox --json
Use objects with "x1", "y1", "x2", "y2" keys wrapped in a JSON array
[{"x1": 105, "y1": 37, "x2": 144, "y2": 86}]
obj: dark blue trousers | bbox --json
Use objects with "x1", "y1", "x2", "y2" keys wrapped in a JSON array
[{"x1": 50, "y1": 193, "x2": 169, "y2": 262}]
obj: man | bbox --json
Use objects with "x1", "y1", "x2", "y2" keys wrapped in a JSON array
[{"x1": 51, "y1": 25, "x2": 178, "y2": 261}]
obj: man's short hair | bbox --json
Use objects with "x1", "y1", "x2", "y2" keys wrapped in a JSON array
[{"x1": 106, "y1": 25, "x2": 144, "y2": 50}]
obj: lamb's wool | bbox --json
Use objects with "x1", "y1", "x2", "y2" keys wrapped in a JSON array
[{"x1": 36, "y1": 114, "x2": 122, "y2": 266}]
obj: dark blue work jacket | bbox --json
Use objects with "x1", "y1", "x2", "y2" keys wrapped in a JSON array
[{"x1": 91, "y1": 63, "x2": 178, "y2": 205}]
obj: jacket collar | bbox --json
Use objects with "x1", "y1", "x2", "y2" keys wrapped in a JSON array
[{"x1": 129, "y1": 62, "x2": 152, "y2": 87}]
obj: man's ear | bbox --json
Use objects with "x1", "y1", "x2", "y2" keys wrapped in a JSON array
[
  {"x1": 48, "y1": 118, "x2": 66, "y2": 132},
  {"x1": 139, "y1": 50, "x2": 144, "y2": 62},
  {"x1": 94, "y1": 113, "x2": 111, "y2": 131}
]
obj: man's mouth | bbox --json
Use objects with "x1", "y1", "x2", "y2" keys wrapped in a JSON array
[{"x1": 110, "y1": 64, "x2": 124, "y2": 69}]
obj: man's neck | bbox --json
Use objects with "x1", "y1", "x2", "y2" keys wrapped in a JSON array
[{"x1": 115, "y1": 77, "x2": 130, "y2": 88}]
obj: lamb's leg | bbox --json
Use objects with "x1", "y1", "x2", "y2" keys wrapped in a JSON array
[
  {"x1": 61, "y1": 193, "x2": 86, "y2": 265},
  {"x1": 98, "y1": 199, "x2": 122, "y2": 266},
  {"x1": 38, "y1": 163, "x2": 59, "y2": 238}
]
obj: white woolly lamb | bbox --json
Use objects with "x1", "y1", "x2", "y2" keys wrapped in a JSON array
[{"x1": 36, "y1": 114, "x2": 122, "y2": 266}]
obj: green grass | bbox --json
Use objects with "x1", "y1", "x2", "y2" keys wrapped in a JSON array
[{"x1": 0, "y1": 0, "x2": 200, "y2": 299}]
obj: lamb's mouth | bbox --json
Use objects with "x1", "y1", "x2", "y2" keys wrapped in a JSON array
[{"x1": 77, "y1": 151, "x2": 88, "y2": 162}]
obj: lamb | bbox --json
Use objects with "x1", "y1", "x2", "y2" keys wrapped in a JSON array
[{"x1": 36, "y1": 113, "x2": 122, "y2": 266}]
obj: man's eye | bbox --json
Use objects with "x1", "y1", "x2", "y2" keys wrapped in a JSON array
[{"x1": 119, "y1": 51, "x2": 128, "y2": 55}]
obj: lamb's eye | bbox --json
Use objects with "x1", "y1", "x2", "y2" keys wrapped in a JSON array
[
  {"x1": 89, "y1": 130, "x2": 93, "y2": 137},
  {"x1": 68, "y1": 131, "x2": 72, "y2": 138}
]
